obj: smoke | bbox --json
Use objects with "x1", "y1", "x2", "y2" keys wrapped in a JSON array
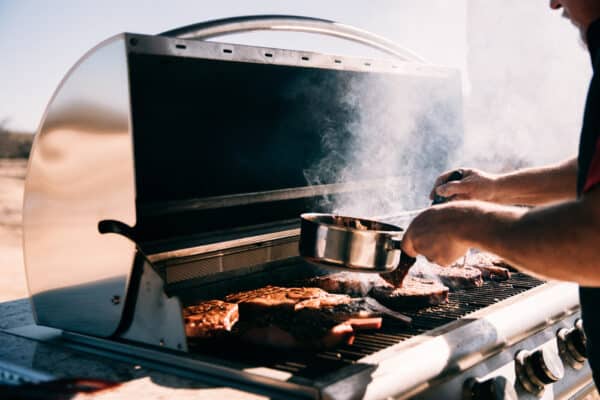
[
  {"x1": 461, "y1": 1, "x2": 590, "y2": 171},
  {"x1": 304, "y1": 1, "x2": 591, "y2": 218},
  {"x1": 303, "y1": 68, "x2": 463, "y2": 217}
]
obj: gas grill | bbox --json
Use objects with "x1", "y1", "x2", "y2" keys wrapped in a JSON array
[{"x1": 12, "y1": 15, "x2": 595, "y2": 399}]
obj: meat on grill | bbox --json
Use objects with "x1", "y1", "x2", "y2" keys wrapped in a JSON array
[
  {"x1": 303, "y1": 272, "x2": 383, "y2": 297},
  {"x1": 225, "y1": 285, "x2": 383, "y2": 349},
  {"x1": 370, "y1": 276, "x2": 449, "y2": 309},
  {"x1": 418, "y1": 264, "x2": 483, "y2": 290},
  {"x1": 183, "y1": 300, "x2": 239, "y2": 338},
  {"x1": 454, "y1": 252, "x2": 512, "y2": 281}
]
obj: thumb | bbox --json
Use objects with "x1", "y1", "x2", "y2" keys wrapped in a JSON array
[
  {"x1": 401, "y1": 232, "x2": 418, "y2": 258},
  {"x1": 436, "y1": 181, "x2": 469, "y2": 197}
]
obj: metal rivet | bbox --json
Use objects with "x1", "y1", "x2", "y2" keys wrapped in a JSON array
[{"x1": 111, "y1": 295, "x2": 121, "y2": 305}]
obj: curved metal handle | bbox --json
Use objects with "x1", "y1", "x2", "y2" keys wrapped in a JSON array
[
  {"x1": 160, "y1": 15, "x2": 426, "y2": 63},
  {"x1": 387, "y1": 237, "x2": 417, "y2": 268}
]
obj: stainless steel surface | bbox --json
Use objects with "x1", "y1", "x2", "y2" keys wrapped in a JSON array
[
  {"x1": 416, "y1": 311, "x2": 593, "y2": 400},
  {"x1": 366, "y1": 282, "x2": 585, "y2": 400},
  {"x1": 299, "y1": 213, "x2": 407, "y2": 273},
  {"x1": 139, "y1": 178, "x2": 407, "y2": 217},
  {"x1": 22, "y1": 35, "x2": 137, "y2": 337},
  {"x1": 120, "y1": 260, "x2": 188, "y2": 352},
  {"x1": 160, "y1": 15, "x2": 427, "y2": 63},
  {"x1": 126, "y1": 32, "x2": 455, "y2": 82},
  {"x1": 148, "y1": 229, "x2": 300, "y2": 265}
]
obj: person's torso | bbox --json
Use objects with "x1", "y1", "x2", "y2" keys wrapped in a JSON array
[{"x1": 577, "y1": 20, "x2": 600, "y2": 385}]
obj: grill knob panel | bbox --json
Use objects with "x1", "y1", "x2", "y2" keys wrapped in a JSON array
[
  {"x1": 558, "y1": 318, "x2": 587, "y2": 368},
  {"x1": 463, "y1": 376, "x2": 517, "y2": 400},
  {"x1": 515, "y1": 347, "x2": 565, "y2": 394}
]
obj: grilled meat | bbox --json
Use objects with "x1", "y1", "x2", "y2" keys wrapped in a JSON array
[
  {"x1": 225, "y1": 286, "x2": 383, "y2": 349},
  {"x1": 370, "y1": 276, "x2": 449, "y2": 309},
  {"x1": 418, "y1": 264, "x2": 483, "y2": 290},
  {"x1": 183, "y1": 300, "x2": 239, "y2": 338},
  {"x1": 302, "y1": 272, "x2": 383, "y2": 297},
  {"x1": 456, "y1": 252, "x2": 512, "y2": 281}
]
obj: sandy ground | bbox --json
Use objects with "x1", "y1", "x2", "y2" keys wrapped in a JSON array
[{"x1": 0, "y1": 158, "x2": 28, "y2": 301}]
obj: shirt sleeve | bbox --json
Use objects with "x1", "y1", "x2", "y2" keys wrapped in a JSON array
[{"x1": 584, "y1": 136, "x2": 600, "y2": 192}]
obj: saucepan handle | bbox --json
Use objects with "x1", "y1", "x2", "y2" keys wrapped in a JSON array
[
  {"x1": 160, "y1": 15, "x2": 426, "y2": 62},
  {"x1": 387, "y1": 237, "x2": 417, "y2": 269}
]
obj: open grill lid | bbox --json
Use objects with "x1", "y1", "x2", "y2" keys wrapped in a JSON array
[{"x1": 22, "y1": 16, "x2": 463, "y2": 338}]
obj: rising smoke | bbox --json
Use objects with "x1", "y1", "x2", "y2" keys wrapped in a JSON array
[
  {"x1": 303, "y1": 69, "x2": 463, "y2": 217},
  {"x1": 304, "y1": 1, "x2": 591, "y2": 218}
]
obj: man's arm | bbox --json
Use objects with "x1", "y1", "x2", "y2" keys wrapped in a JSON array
[
  {"x1": 431, "y1": 157, "x2": 577, "y2": 206},
  {"x1": 403, "y1": 185, "x2": 600, "y2": 286}
]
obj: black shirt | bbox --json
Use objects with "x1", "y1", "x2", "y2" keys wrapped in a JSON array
[{"x1": 577, "y1": 18, "x2": 600, "y2": 386}]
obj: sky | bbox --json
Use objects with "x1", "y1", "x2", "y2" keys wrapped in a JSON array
[{"x1": 0, "y1": 0, "x2": 469, "y2": 132}]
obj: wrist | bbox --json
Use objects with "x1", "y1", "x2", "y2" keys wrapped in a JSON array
[
  {"x1": 487, "y1": 174, "x2": 501, "y2": 203},
  {"x1": 453, "y1": 201, "x2": 514, "y2": 249}
]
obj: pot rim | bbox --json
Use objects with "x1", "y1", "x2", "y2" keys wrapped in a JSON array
[{"x1": 300, "y1": 212, "x2": 405, "y2": 237}]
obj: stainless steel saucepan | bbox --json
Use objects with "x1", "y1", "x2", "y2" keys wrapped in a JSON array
[{"x1": 299, "y1": 213, "x2": 416, "y2": 273}]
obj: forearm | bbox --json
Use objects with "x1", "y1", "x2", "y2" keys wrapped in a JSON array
[
  {"x1": 491, "y1": 158, "x2": 577, "y2": 206},
  {"x1": 463, "y1": 192, "x2": 600, "y2": 286}
]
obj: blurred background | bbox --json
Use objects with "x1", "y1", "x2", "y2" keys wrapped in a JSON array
[{"x1": 0, "y1": 0, "x2": 591, "y2": 301}]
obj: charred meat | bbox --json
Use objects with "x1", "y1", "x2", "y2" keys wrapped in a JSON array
[
  {"x1": 418, "y1": 264, "x2": 483, "y2": 290},
  {"x1": 183, "y1": 300, "x2": 239, "y2": 338},
  {"x1": 303, "y1": 272, "x2": 383, "y2": 297},
  {"x1": 456, "y1": 252, "x2": 512, "y2": 281},
  {"x1": 370, "y1": 276, "x2": 449, "y2": 309},
  {"x1": 225, "y1": 286, "x2": 383, "y2": 349}
]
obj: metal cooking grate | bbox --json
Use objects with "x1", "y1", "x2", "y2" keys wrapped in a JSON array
[{"x1": 188, "y1": 273, "x2": 544, "y2": 380}]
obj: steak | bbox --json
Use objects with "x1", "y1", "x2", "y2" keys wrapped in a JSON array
[
  {"x1": 370, "y1": 276, "x2": 449, "y2": 309},
  {"x1": 302, "y1": 272, "x2": 383, "y2": 297},
  {"x1": 183, "y1": 300, "x2": 239, "y2": 338},
  {"x1": 418, "y1": 264, "x2": 483, "y2": 290},
  {"x1": 225, "y1": 286, "x2": 383, "y2": 349},
  {"x1": 456, "y1": 252, "x2": 512, "y2": 281}
]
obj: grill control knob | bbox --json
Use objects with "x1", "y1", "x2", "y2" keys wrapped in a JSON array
[
  {"x1": 515, "y1": 347, "x2": 565, "y2": 394},
  {"x1": 463, "y1": 376, "x2": 517, "y2": 400},
  {"x1": 558, "y1": 318, "x2": 587, "y2": 368}
]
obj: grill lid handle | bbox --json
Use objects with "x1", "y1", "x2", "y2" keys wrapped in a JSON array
[{"x1": 160, "y1": 14, "x2": 426, "y2": 62}]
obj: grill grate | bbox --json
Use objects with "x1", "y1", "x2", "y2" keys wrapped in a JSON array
[{"x1": 188, "y1": 273, "x2": 544, "y2": 380}]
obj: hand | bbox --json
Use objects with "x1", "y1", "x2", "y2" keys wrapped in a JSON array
[
  {"x1": 401, "y1": 202, "x2": 475, "y2": 266},
  {"x1": 429, "y1": 168, "x2": 498, "y2": 202}
]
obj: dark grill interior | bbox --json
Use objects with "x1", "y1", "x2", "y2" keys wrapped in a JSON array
[{"x1": 187, "y1": 272, "x2": 544, "y2": 383}]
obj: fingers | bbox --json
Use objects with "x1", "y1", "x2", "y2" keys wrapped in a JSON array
[
  {"x1": 429, "y1": 168, "x2": 472, "y2": 200},
  {"x1": 400, "y1": 231, "x2": 418, "y2": 258},
  {"x1": 435, "y1": 180, "x2": 472, "y2": 198},
  {"x1": 429, "y1": 170, "x2": 458, "y2": 200}
]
